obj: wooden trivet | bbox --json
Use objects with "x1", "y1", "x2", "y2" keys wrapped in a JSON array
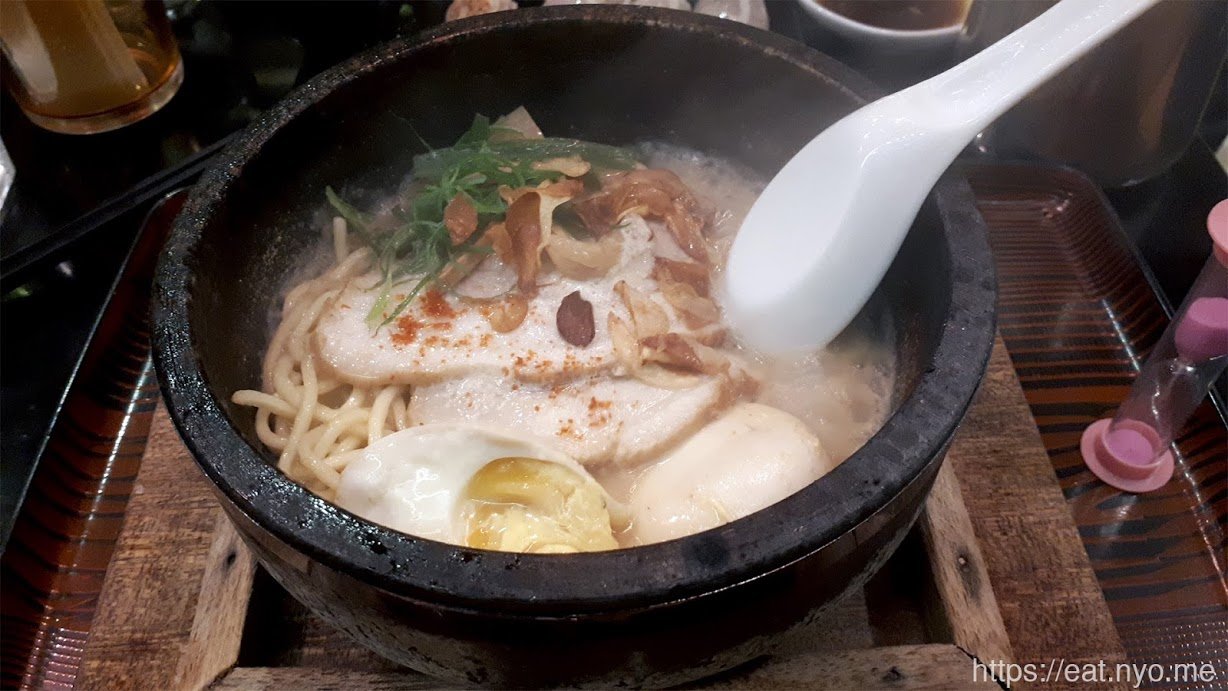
[{"x1": 78, "y1": 340, "x2": 1128, "y2": 690}]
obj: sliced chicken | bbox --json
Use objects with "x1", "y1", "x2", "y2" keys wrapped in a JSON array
[
  {"x1": 409, "y1": 369, "x2": 752, "y2": 467},
  {"x1": 314, "y1": 216, "x2": 715, "y2": 386}
]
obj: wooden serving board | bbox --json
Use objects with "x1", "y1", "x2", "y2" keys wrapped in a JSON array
[{"x1": 76, "y1": 339, "x2": 1128, "y2": 690}]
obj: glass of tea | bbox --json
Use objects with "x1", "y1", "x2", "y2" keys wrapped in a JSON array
[
  {"x1": 0, "y1": 0, "x2": 183, "y2": 135},
  {"x1": 818, "y1": 0, "x2": 971, "y2": 32},
  {"x1": 798, "y1": 0, "x2": 970, "y2": 50},
  {"x1": 796, "y1": 0, "x2": 971, "y2": 87}
]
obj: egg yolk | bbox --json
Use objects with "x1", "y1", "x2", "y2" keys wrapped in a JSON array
[{"x1": 461, "y1": 457, "x2": 618, "y2": 553}]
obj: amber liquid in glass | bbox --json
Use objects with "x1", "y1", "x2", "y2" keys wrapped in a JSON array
[
  {"x1": 0, "y1": 0, "x2": 182, "y2": 134},
  {"x1": 819, "y1": 0, "x2": 971, "y2": 30}
]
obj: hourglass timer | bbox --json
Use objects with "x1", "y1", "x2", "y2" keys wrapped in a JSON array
[{"x1": 1081, "y1": 200, "x2": 1228, "y2": 492}]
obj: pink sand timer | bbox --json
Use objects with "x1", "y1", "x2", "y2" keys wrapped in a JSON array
[{"x1": 1080, "y1": 200, "x2": 1228, "y2": 493}]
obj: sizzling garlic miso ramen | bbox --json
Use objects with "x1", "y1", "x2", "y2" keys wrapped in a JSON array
[{"x1": 233, "y1": 109, "x2": 894, "y2": 553}]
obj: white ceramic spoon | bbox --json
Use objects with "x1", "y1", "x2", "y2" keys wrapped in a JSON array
[{"x1": 724, "y1": 0, "x2": 1158, "y2": 353}]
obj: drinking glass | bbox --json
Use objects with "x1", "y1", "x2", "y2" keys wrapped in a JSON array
[{"x1": 0, "y1": 0, "x2": 183, "y2": 135}]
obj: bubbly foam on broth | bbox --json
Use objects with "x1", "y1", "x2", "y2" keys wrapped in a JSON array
[{"x1": 594, "y1": 144, "x2": 896, "y2": 542}]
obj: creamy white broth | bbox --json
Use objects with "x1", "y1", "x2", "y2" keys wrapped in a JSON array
[
  {"x1": 592, "y1": 144, "x2": 895, "y2": 545},
  {"x1": 236, "y1": 136, "x2": 895, "y2": 551}
]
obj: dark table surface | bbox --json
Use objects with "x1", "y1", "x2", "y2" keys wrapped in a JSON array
[{"x1": 1, "y1": 0, "x2": 1224, "y2": 545}]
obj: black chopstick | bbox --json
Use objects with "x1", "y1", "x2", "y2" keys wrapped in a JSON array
[{"x1": 0, "y1": 132, "x2": 236, "y2": 292}]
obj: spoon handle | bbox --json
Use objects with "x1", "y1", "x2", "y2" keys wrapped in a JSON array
[
  {"x1": 916, "y1": 0, "x2": 1160, "y2": 136},
  {"x1": 725, "y1": 0, "x2": 1162, "y2": 353}
]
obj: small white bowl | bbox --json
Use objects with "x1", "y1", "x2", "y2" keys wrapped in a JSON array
[{"x1": 795, "y1": 0, "x2": 965, "y2": 52}]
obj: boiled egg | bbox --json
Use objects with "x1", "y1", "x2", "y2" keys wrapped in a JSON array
[
  {"x1": 627, "y1": 403, "x2": 835, "y2": 545},
  {"x1": 334, "y1": 425, "x2": 624, "y2": 553}
]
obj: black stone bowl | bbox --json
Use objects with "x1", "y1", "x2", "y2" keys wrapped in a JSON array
[{"x1": 152, "y1": 6, "x2": 996, "y2": 687}]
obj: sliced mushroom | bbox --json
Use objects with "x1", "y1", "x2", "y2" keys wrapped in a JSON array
[
  {"x1": 614, "y1": 280, "x2": 669, "y2": 339},
  {"x1": 504, "y1": 190, "x2": 575, "y2": 293},
  {"x1": 444, "y1": 193, "x2": 478, "y2": 246},
  {"x1": 500, "y1": 179, "x2": 585, "y2": 206},
  {"x1": 690, "y1": 326, "x2": 729, "y2": 348},
  {"x1": 660, "y1": 207, "x2": 710, "y2": 264},
  {"x1": 498, "y1": 184, "x2": 525, "y2": 207},
  {"x1": 633, "y1": 364, "x2": 707, "y2": 390},
  {"x1": 618, "y1": 169, "x2": 694, "y2": 198},
  {"x1": 545, "y1": 229, "x2": 623, "y2": 280},
  {"x1": 505, "y1": 192, "x2": 545, "y2": 293},
  {"x1": 493, "y1": 106, "x2": 544, "y2": 140},
  {"x1": 486, "y1": 222, "x2": 514, "y2": 264},
  {"x1": 608, "y1": 312, "x2": 640, "y2": 373},
  {"x1": 570, "y1": 191, "x2": 622, "y2": 237},
  {"x1": 541, "y1": 178, "x2": 586, "y2": 199},
  {"x1": 609, "y1": 311, "x2": 707, "y2": 389},
  {"x1": 652, "y1": 257, "x2": 711, "y2": 296},
  {"x1": 640, "y1": 333, "x2": 728, "y2": 376},
  {"x1": 532, "y1": 156, "x2": 591, "y2": 178},
  {"x1": 474, "y1": 294, "x2": 529, "y2": 332},
  {"x1": 570, "y1": 168, "x2": 713, "y2": 262},
  {"x1": 659, "y1": 276, "x2": 721, "y2": 329}
]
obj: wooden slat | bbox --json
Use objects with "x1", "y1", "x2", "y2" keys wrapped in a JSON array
[
  {"x1": 943, "y1": 340, "x2": 1129, "y2": 690},
  {"x1": 919, "y1": 460, "x2": 1014, "y2": 665},
  {"x1": 213, "y1": 667, "x2": 446, "y2": 691},
  {"x1": 81, "y1": 338, "x2": 1127, "y2": 690},
  {"x1": 214, "y1": 645, "x2": 994, "y2": 691},
  {"x1": 79, "y1": 408, "x2": 256, "y2": 690},
  {"x1": 972, "y1": 164, "x2": 1228, "y2": 688},
  {"x1": 174, "y1": 516, "x2": 257, "y2": 689}
]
